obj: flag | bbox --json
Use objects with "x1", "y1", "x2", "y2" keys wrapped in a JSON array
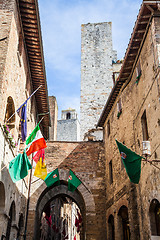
[
  {"x1": 17, "y1": 101, "x2": 27, "y2": 142},
  {"x1": 45, "y1": 215, "x2": 52, "y2": 227},
  {"x1": 116, "y1": 140, "x2": 142, "y2": 184},
  {"x1": 9, "y1": 151, "x2": 32, "y2": 182},
  {"x1": 26, "y1": 123, "x2": 47, "y2": 156},
  {"x1": 16, "y1": 86, "x2": 42, "y2": 141},
  {"x1": 44, "y1": 168, "x2": 59, "y2": 187},
  {"x1": 68, "y1": 169, "x2": 81, "y2": 192},
  {"x1": 33, "y1": 148, "x2": 43, "y2": 163},
  {"x1": 33, "y1": 149, "x2": 47, "y2": 180}
]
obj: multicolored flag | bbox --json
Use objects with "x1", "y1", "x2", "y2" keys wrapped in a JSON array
[
  {"x1": 116, "y1": 139, "x2": 143, "y2": 184},
  {"x1": 9, "y1": 150, "x2": 32, "y2": 182},
  {"x1": 26, "y1": 123, "x2": 47, "y2": 156},
  {"x1": 44, "y1": 168, "x2": 59, "y2": 187},
  {"x1": 33, "y1": 149, "x2": 47, "y2": 180},
  {"x1": 17, "y1": 101, "x2": 27, "y2": 142},
  {"x1": 68, "y1": 169, "x2": 81, "y2": 192}
]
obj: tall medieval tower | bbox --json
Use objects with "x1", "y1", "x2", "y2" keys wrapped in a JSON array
[{"x1": 80, "y1": 22, "x2": 117, "y2": 140}]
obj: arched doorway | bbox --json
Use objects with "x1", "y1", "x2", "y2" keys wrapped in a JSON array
[
  {"x1": 0, "y1": 182, "x2": 5, "y2": 236},
  {"x1": 34, "y1": 181, "x2": 86, "y2": 240},
  {"x1": 118, "y1": 205, "x2": 130, "y2": 240},
  {"x1": 108, "y1": 214, "x2": 115, "y2": 240},
  {"x1": 17, "y1": 214, "x2": 24, "y2": 240},
  {"x1": 149, "y1": 199, "x2": 160, "y2": 237},
  {"x1": 6, "y1": 201, "x2": 16, "y2": 240}
]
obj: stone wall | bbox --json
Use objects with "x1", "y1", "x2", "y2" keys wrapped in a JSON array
[
  {"x1": 103, "y1": 16, "x2": 160, "y2": 240},
  {"x1": 57, "y1": 119, "x2": 80, "y2": 141},
  {"x1": 0, "y1": 124, "x2": 27, "y2": 238},
  {"x1": 80, "y1": 22, "x2": 115, "y2": 140},
  {"x1": 0, "y1": 0, "x2": 37, "y2": 142},
  {"x1": 0, "y1": 1, "x2": 43, "y2": 239}
]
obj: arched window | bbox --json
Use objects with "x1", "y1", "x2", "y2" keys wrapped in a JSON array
[
  {"x1": 4, "y1": 96, "x2": 15, "y2": 131},
  {"x1": 118, "y1": 205, "x2": 130, "y2": 240},
  {"x1": 108, "y1": 214, "x2": 115, "y2": 240},
  {"x1": 149, "y1": 199, "x2": 160, "y2": 236},
  {"x1": 66, "y1": 112, "x2": 71, "y2": 120}
]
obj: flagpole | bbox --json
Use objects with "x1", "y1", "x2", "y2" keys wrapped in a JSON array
[
  {"x1": 23, "y1": 114, "x2": 48, "y2": 239},
  {"x1": 71, "y1": 170, "x2": 92, "y2": 194},
  {"x1": 6, "y1": 85, "x2": 42, "y2": 123},
  {"x1": 142, "y1": 159, "x2": 160, "y2": 170},
  {"x1": 24, "y1": 156, "x2": 34, "y2": 240}
]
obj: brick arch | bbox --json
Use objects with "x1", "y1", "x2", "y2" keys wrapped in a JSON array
[
  {"x1": 116, "y1": 199, "x2": 128, "y2": 213},
  {"x1": 29, "y1": 169, "x2": 95, "y2": 240}
]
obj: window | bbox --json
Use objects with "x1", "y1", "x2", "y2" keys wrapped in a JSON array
[
  {"x1": 66, "y1": 112, "x2": 71, "y2": 119},
  {"x1": 4, "y1": 96, "x2": 15, "y2": 131},
  {"x1": 109, "y1": 160, "x2": 113, "y2": 184},
  {"x1": 18, "y1": 32, "x2": 23, "y2": 55},
  {"x1": 107, "y1": 120, "x2": 110, "y2": 137},
  {"x1": 141, "y1": 110, "x2": 149, "y2": 140},
  {"x1": 117, "y1": 99, "x2": 122, "y2": 119}
]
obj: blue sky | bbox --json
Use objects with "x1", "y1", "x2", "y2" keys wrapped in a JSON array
[{"x1": 38, "y1": 0, "x2": 142, "y2": 119}]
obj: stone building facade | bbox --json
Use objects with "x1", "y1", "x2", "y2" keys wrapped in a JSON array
[
  {"x1": 49, "y1": 96, "x2": 58, "y2": 141},
  {"x1": 97, "y1": 2, "x2": 160, "y2": 240},
  {"x1": 1, "y1": 1, "x2": 160, "y2": 240},
  {"x1": 26, "y1": 141, "x2": 107, "y2": 240},
  {"x1": 0, "y1": 0, "x2": 50, "y2": 239},
  {"x1": 57, "y1": 109, "x2": 80, "y2": 141},
  {"x1": 80, "y1": 22, "x2": 122, "y2": 140}
]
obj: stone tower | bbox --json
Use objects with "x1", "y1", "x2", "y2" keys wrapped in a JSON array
[
  {"x1": 80, "y1": 22, "x2": 117, "y2": 140},
  {"x1": 57, "y1": 108, "x2": 80, "y2": 141}
]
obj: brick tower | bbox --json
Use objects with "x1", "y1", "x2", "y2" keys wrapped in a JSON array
[{"x1": 80, "y1": 22, "x2": 117, "y2": 140}]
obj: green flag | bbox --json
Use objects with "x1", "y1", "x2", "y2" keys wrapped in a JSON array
[
  {"x1": 68, "y1": 169, "x2": 81, "y2": 192},
  {"x1": 44, "y1": 168, "x2": 59, "y2": 187},
  {"x1": 9, "y1": 151, "x2": 32, "y2": 183},
  {"x1": 116, "y1": 140, "x2": 142, "y2": 184}
]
